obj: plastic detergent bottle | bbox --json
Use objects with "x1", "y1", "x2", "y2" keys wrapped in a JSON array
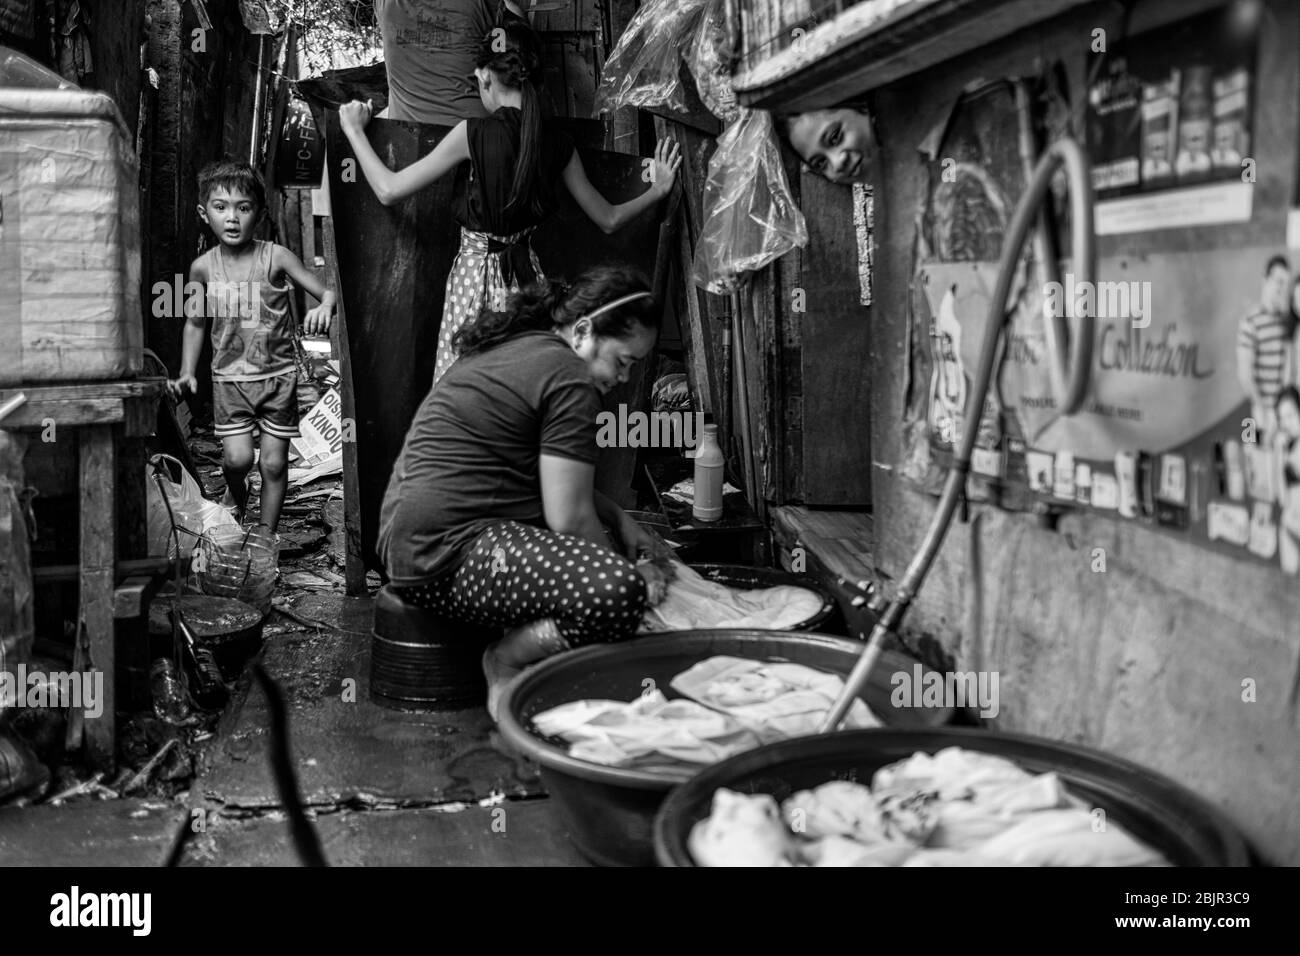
[{"x1": 693, "y1": 424, "x2": 725, "y2": 522}]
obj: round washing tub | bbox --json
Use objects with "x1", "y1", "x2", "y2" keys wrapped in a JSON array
[
  {"x1": 687, "y1": 564, "x2": 840, "y2": 632},
  {"x1": 652, "y1": 727, "x2": 1252, "y2": 867},
  {"x1": 496, "y1": 630, "x2": 953, "y2": 867}
]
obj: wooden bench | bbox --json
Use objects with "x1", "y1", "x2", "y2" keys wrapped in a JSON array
[
  {"x1": 1, "y1": 379, "x2": 164, "y2": 771},
  {"x1": 771, "y1": 506, "x2": 881, "y2": 637}
]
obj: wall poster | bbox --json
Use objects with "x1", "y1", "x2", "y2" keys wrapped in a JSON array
[{"x1": 904, "y1": 7, "x2": 1300, "y2": 575}]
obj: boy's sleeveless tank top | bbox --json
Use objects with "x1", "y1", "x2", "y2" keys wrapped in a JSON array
[{"x1": 200, "y1": 240, "x2": 296, "y2": 381}]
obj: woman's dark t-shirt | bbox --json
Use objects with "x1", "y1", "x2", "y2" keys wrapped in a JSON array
[{"x1": 378, "y1": 331, "x2": 600, "y2": 585}]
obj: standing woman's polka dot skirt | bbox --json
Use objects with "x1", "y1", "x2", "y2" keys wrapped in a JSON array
[
  {"x1": 433, "y1": 227, "x2": 543, "y2": 386},
  {"x1": 392, "y1": 521, "x2": 648, "y2": 646}
]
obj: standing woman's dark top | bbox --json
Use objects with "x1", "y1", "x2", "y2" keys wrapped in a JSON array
[
  {"x1": 340, "y1": 20, "x2": 682, "y2": 388},
  {"x1": 458, "y1": 107, "x2": 574, "y2": 237}
]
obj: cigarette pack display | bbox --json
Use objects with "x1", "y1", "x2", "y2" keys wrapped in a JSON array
[
  {"x1": 1212, "y1": 67, "x2": 1250, "y2": 170},
  {"x1": 1139, "y1": 71, "x2": 1180, "y2": 188},
  {"x1": 1174, "y1": 65, "x2": 1214, "y2": 181}
]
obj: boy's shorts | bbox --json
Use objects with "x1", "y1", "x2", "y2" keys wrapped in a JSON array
[{"x1": 213, "y1": 372, "x2": 299, "y2": 441}]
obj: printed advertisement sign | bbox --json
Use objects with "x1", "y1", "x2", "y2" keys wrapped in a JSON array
[{"x1": 905, "y1": 9, "x2": 1299, "y2": 574}]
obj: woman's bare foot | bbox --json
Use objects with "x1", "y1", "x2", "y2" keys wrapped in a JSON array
[
  {"x1": 482, "y1": 643, "x2": 523, "y2": 723},
  {"x1": 483, "y1": 619, "x2": 567, "y2": 721}
]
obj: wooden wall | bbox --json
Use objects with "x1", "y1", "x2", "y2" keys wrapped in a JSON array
[{"x1": 867, "y1": 0, "x2": 1300, "y2": 862}]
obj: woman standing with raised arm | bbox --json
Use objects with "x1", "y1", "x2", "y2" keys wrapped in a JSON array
[{"x1": 340, "y1": 20, "x2": 681, "y2": 385}]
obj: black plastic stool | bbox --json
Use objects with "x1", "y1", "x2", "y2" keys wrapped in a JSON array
[{"x1": 370, "y1": 586, "x2": 494, "y2": 711}]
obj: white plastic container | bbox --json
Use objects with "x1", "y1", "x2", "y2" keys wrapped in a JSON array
[
  {"x1": 692, "y1": 424, "x2": 725, "y2": 522},
  {"x1": 0, "y1": 89, "x2": 142, "y2": 385}
]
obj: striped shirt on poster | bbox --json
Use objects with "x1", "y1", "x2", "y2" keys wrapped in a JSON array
[{"x1": 1238, "y1": 307, "x2": 1297, "y2": 411}]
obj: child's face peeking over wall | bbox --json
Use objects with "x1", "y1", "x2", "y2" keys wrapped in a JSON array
[
  {"x1": 198, "y1": 186, "x2": 262, "y2": 250},
  {"x1": 785, "y1": 108, "x2": 875, "y2": 185}
]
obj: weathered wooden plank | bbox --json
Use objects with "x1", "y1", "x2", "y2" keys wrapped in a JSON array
[
  {"x1": 78, "y1": 425, "x2": 117, "y2": 772},
  {"x1": 0, "y1": 381, "x2": 158, "y2": 403},
  {"x1": 299, "y1": 188, "x2": 319, "y2": 310},
  {"x1": 0, "y1": 383, "x2": 161, "y2": 438},
  {"x1": 776, "y1": 241, "x2": 803, "y2": 503},
  {"x1": 771, "y1": 505, "x2": 875, "y2": 582},
  {"x1": 797, "y1": 168, "x2": 872, "y2": 506},
  {"x1": 675, "y1": 226, "x2": 715, "y2": 417},
  {"x1": 540, "y1": 31, "x2": 598, "y2": 119},
  {"x1": 733, "y1": 0, "x2": 1093, "y2": 112},
  {"x1": 1, "y1": 400, "x2": 123, "y2": 431},
  {"x1": 0, "y1": 799, "x2": 187, "y2": 867},
  {"x1": 601, "y1": 0, "x2": 641, "y2": 154},
  {"x1": 658, "y1": 116, "x2": 732, "y2": 452},
  {"x1": 114, "y1": 434, "x2": 150, "y2": 559},
  {"x1": 320, "y1": 211, "x2": 367, "y2": 595}
]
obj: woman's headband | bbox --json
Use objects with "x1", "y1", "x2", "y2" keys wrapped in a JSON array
[{"x1": 579, "y1": 291, "x2": 654, "y2": 323}]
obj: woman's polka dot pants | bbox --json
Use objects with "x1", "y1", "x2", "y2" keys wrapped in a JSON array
[{"x1": 392, "y1": 521, "x2": 648, "y2": 646}]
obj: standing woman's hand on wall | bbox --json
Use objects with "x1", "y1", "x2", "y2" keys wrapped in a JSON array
[
  {"x1": 647, "y1": 139, "x2": 682, "y2": 198},
  {"x1": 339, "y1": 99, "x2": 373, "y2": 132}
]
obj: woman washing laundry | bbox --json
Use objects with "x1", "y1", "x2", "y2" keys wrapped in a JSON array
[
  {"x1": 376, "y1": 266, "x2": 670, "y2": 718},
  {"x1": 340, "y1": 20, "x2": 681, "y2": 385}
]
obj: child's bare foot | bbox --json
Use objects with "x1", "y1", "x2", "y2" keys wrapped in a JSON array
[{"x1": 221, "y1": 478, "x2": 249, "y2": 524}]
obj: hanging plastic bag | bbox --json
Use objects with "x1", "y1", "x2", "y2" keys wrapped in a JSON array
[
  {"x1": 0, "y1": 48, "x2": 78, "y2": 89},
  {"x1": 687, "y1": 0, "x2": 741, "y2": 125},
  {"x1": 692, "y1": 109, "x2": 809, "y2": 293},
  {"x1": 146, "y1": 454, "x2": 238, "y2": 559},
  {"x1": 594, "y1": 0, "x2": 710, "y2": 114}
]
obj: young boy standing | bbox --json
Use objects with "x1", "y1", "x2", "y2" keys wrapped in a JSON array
[{"x1": 169, "y1": 161, "x2": 335, "y2": 533}]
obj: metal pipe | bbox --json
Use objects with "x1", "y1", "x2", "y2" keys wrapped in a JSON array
[
  {"x1": 1014, "y1": 80, "x2": 1060, "y2": 316},
  {"x1": 0, "y1": 392, "x2": 27, "y2": 424},
  {"x1": 819, "y1": 137, "x2": 1096, "y2": 732},
  {"x1": 730, "y1": 292, "x2": 761, "y2": 516}
]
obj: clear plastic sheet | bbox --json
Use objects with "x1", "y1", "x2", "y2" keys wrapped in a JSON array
[
  {"x1": 593, "y1": 0, "x2": 709, "y2": 114},
  {"x1": 692, "y1": 109, "x2": 809, "y2": 293},
  {"x1": 0, "y1": 47, "x2": 76, "y2": 89},
  {"x1": 687, "y1": 0, "x2": 741, "y2": 124}
]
